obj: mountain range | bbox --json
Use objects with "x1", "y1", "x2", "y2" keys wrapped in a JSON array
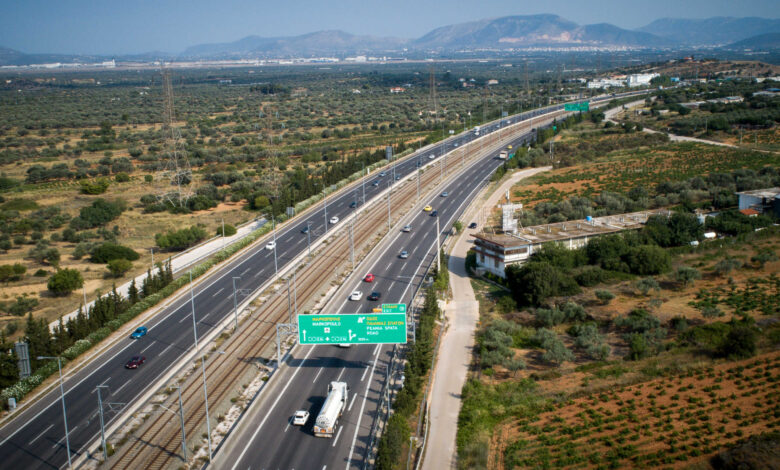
[{"x1": 1, "y1": 14, "x2": 778, "y2": 66}]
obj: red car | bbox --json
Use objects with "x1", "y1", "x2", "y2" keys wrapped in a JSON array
[
  {"x1": 364, "y1": 273, "x2": 375, "y2": 283},
  {"x1": 125, "y1": 356, "x2": 146, "y2": 369}
]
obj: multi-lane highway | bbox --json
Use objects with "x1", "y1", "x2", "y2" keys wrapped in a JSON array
[{"x1": 0, "y1": 91, "x2": 645, "y2": 470}]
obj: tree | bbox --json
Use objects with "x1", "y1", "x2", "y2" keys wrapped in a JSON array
[
  {"x1": 0, "y1": 263, "x2": 26, "y2": 283},
  {"x1": 675, "y1": 266, "x2": 701, "y2": 287},
  {"x1": 506, "y1": 262, "x2": 579, "y2": 307},
  {"x1": 636, "y1": 277, "x2": 660, "y2": 296},
  {"x1": 217, "y1": 224, "x2": 237, "y2": 237},
  {"x1": 751, "y1": 249, "x2": 779, "y2": 268},
  {"x1": 127, "y1": 279, "x2": 139, "y2": 304},
  {"x1": 595, "y1": 289, "x2": 615, "y2": 305},
  {"x1": 714, "y1": 257, "x2": 743, "y2": 276},
  {"x1": 718, "y1": 324, "x2": 757, "y2": 359},
  {"x1": 47, "y1": 269, "x2": 84, "y2": 296},
  {"x1": 8, "y1": 295, "x2": 38, "y2": 316},
  {"x1": 626, "y1": 245, "x2": 671, "y2": 275},
  {"x1": 107, "y1": 258, "x2": 132, "y2": 277},
  {"x1": 503, "y1": 357, "x2": 526, "y2": 377},
  {"x1": 90, "y1": 243, "x2": 140, "y2": 263},
  {"x1": 79, "y1": 178, "x2": 110, "y2": 195}
]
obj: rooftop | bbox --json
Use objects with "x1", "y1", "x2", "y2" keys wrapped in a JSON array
[
  {"x1": 735, "y1": 187, "x2": 780, "y2": 199},
  {"x1": 474, "y1": 209, "x2": 672, "y2": 247}
]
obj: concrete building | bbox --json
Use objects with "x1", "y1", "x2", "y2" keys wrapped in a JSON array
[
  {"x1": 587, "y1": 78, "x2": 626, "y2": 89},
  {"x1": 736, "y1": 187, "x2": 780, "y2": 215},
  {"x1": 472, "y1": 209, "x2": 670, "y2": 277},
  {"x1": 627, "y1": 73, "x2": 660, "y2": 87}
]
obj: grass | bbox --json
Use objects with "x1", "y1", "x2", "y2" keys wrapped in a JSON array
[{"x1": 0, "y1": 198, "x2": 39, "y2": 211}]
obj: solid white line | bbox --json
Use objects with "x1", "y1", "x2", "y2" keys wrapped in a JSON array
[
  {"x1": 139, "y1": 341, "x2": 155, "y2": 355},
  {"x1": 373, "y1": 344, "x2": 380, "y2": 355},
  {"x1": 312, "y1": 366, "x2": 324, "y2": 383},
  {"x1": 211, "y1": 287, "x2": 225, "y2": 298},
  {"x1": 230, "y1": 345, "x2": 316, "y2": 470},
  {"x1": 348, "y1": 393, "x2": 357, "y2": 412},
  {"x1": 30, "y1": 424, "x2": 53, "y2": 444},
  {"x1": 332, "y1": 425, "x2": 343, "y2": 447},
  {"x1": 345, "y1": 345, "x2": 381, "y2": 470}
]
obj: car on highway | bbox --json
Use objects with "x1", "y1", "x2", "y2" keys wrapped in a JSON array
[
  {"x1": 130, "y1": 326, "x2": 147, "y2": 339},
  {"x1": 423, "y1": 205, "x2": 432, "y2": 212},
  {"x1": 300, "y1": 225, "x2": 310, "y2": 234},
  {"x1": 364, "y1": 273, "x2": 375, "y2": 282},
  {"x1": 125, "y1": 356, "x2": 146, "y2": 369},
  {"x1": 372, "y1": 180, "x2": 380, "y2": 186},
  {"x1": 428, "y1": 154, "x2": 435, "y2": 160},
  {"x1": 430, "y1": 210, "x2": 438, "y2": 217},
  {"x1": 379, "y1": 171, "x2": 386, "y2": 177},
  {"x1": 416, "y1": 161, "x2": 421, "y2": 167},
  {"x1": 329, "y1": 216, "x2": 339, "y2": 224},
  {"x1": 367, "y1": 291, "x2": 381, "y2": 301},
  {"x1": 402, "y1": 224, "x2": 411, "y2": 232},
  {"x1": 265, "y1": 241, "x2": 276, "y2": 250},
  {"x1": 338, "y1": 343, "x2": 351, "y2": 348},
  {"x1": 468, "y1": 222, "x2": 478, "y2": 229},
  {"x1": 349, "y1": 291, "x2": 363, "y2": 301},
  {"x1": 441, "y1": 191, "x2": 448, "y2": 197},
  {"x1": 292, "y1": 410, "x2": 309, "y2": 426},
  {"x1": 349, "y1": 201, "x2": 357, "y2": 208},
  {"x1": 399, "y1": 250, "x2": 408, "y2": 259},
  {"x1": 453, "y1": 143, "x2": 458, "y2": 147},
  {"x1": 395, "y1": 174, "x2": 401, "y2": 180}
]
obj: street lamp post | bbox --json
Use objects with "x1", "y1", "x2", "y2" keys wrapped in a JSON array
[
  {"x1": 188, "y1": 271, "x2": 213, "y2": 461},
  {"x1": 306, "y1": 221, "x2": 312, "y2": 259},
  {"x1": 232, "y1": 276, "x2": 241, "y2": 330},
  {"x1": 96, "y1": 385, "x2": 108, "y2": 461},
  {"x1": 38, "y1": 356, "x2": 71, "y2": 469},
  {"x1": 272, "y1": 214, "x2": 278, "y2": 276}
]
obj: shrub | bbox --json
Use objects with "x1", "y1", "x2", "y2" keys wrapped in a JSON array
[
  {"x1": 714, "y1": 258, "x2": 743, "y2": 276},
  {"x1": 0, "y1": 263, "x2": 26, "y2": 283},
  {"x1": 114, "y1": 172, "x2": 130, "y2": 183},
  {"x1": 107, "y1": 258, "x2": 132, "y2": 277},
  {"x1": 506, "y1": 262, "x2": 580, "y2": 307},
  {"x1": 90, "y1": 242, "x2": 140, "y2": 263},
  {"x1": 217, "y1": 224, "x2": 237, "y2": 237},
  {"x1": 718, "y1": 324, "x2": 757, "y2": 359},
  {"x1": 8, "y1": 295, "x2": 38, "y2": 316},
  {"x1": 595, "y1": 290, "x2": 615, "y2": 305},
  {"x1": 79, "y1": 178, "x2": 110, "y2": 195},
  {"x1": 155, "y1": 226, "x2": 208, "y2": 251},
  {"x1": 636, "y1": 277, "x2": 660, "y2": 295},
  {"x1": 675, "y1": 266, "x2": 701, "y2": 287},
  {"x1": 626, "y1": 245, "x2": 671, "y2": 275},
  {"x1": 496, "y1": 295, "x2": 517, "y2": 314},
  {"x1": 47, "y1": 269, "x2": 84, "y2": 296},
  {"x1": 70, "y1": 199, "x2": 125, "y2": 229}
]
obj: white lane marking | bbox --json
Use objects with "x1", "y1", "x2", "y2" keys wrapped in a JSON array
[
  {"x1": 312, "y1": 366, "x2": 324, "y2": 383},
  {"x1": 211, "y1": 287, "x2": 225, "y2": 298},
  {"x1": 159, "y1": 343, "x2": 173, "y2": 357},
  {"x1": 373, "y1": 344, "x2": 380, "y2": 355},
  {"x1": 336, "y1": 367, "x2": 346, "y2": 382},
  {"x1": 230, "y1": 345, "x2": 316, "y2": 470},
  {"x1": 323, "y1": 466, "x2": 327, "y2": 470},
  {"x1": 360, "y1": 364, "x2": 369, "y2": 382},
  {"x1": 345, "y1": 345, "x2": 381, "y2": 470},
  {"x1": 332, "y1": 425, "x2": 343, "y2": 447},
  {"x1": 348, "y1": 393, "x2": 357, "y2": 411},
  {"x1": 178, "y1": 314, "x2": 190, "y2": 324},
  {"x1": 284, "y1": 418, "x2": 292, "y2": 433},
  {"x1": 30, "y1": 424, "x2": 53, "y2": 444},
  {"x1": 52, "y1": 424, "x2": 78, "y2": 449},
  {"x1": 139, "y1": 341, "x2": 155, "y2": 355},
  {"x1": 113, "y1": 380, "x2": 130, "y2": 396},
  {"x1": 241, "y1": 267, "x2": 251, "y2": 276},
  {"x1": 254, "y1": 269, "x2": 263, "y2": 278}
]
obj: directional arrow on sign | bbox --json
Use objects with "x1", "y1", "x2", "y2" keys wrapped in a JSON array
[
  {"x1": 349, "y1": 330, "x2": 356, "y2": 341},
  {"x1": 303, "y1": 330, "x2": 306, "y2": 342}
]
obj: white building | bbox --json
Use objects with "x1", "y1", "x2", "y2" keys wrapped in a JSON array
[
  {"x1": 587, "y1": 78, "x2": 626, "y2": 89},
  {"x1": 627, "y1": 73, "x2": 659, "y2": 87}
]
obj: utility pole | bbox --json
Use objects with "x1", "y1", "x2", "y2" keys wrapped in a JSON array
[
  {"x1": 362, "y1": 164, "x2": 366, "y2": 205},
  {"x1": 96, "y1": 385, "x2": 108, "y2": 461},
  {"x1": 293, "y1": 270, "x2": 298, "y2": 318},
  {"x1": 175, "y1": 386, "x2": 187, "y2": 461},
  {"x1": 221, "y1": 218, "x2": 225, "y2": 248},
  {"x1": 387, "y1": 182, "x2": 392, "y2": 232},
  {"x1": 416, "y1": 167, "x2": 420, "y2": 200},
  {"x1": 188, "y1": 271, "x2": 213, "y2": 461},
  {"x1": 38, "y1": 356, "x2": 71, "y2": 469},
  {"x1": 349, "y1": 216, "x2": 355, "y2": 271},
  {"x1": 286, "y1": 277, "x2": 292, "y2": 324},
  {"x1": 436, "y1": 216, "x2": 441, "y2": 272},
  {"x1": 324, "y1": 194, "x2": 328, "y2": 234},
  {"x1": 232, "y1": 277, "x2": 240, "y2": 330},
  {"x1": 306, "y1": 221, "x2": 312, "y2": 259},
  {"x1": 272, "y1": 214, "x2": 278, "y2": 276}
]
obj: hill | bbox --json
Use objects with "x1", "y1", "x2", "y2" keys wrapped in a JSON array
[{"x1": 639, "y1": 17, "x2": 780, "y2": 46}]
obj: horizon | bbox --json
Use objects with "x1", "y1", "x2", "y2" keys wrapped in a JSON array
[{"x1": 1, "y1": 0, "x2": 779, "y2": 56}]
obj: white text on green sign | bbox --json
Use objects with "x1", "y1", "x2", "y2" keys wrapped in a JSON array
[
  {"x1": 298, "y1": 313, "x2": 407, "y2": 345},
  {"x1": 381, "y1": 303, "x2": 407, "y2": 314}
]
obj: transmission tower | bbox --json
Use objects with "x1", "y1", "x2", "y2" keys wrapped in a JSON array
[{"x1": 155, "y1": 68, "x2": 193, "y2": 207}]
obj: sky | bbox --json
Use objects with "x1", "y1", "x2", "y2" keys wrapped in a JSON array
[{"x1": 1, "y1": 0, "x2": 779, "y2": 55}]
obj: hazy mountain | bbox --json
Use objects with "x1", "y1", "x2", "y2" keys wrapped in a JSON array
[
  {"x1": 725, "y1": 33, "x2": 780, "y2": 50},
  {"x1": 0, "y1": 46, "x2": 104, "y2": 66},
  {"x1": 182, "y1": 30, "x2": 407, "y2": 58},
  {"x1": 639, "y1": 17, "x2": 780, "y2": 46},
  {"x1": 412, "y1": 14, "x2": 671, "y2": 49}
]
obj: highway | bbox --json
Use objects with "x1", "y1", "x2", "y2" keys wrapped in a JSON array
[
  {"x1": 0, "y1": 91, "x2": 644, "y2": 470},
  {"x1": 218, "y1": 126, "x2": 538, "y2": 470}
]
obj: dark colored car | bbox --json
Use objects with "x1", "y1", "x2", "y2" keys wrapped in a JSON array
[
  {"x1": 301, "y1": 225, "x2": 310, "y2": 234},
  {"x1": 372, "y1": 180, "x2": 380, "y2": 187},
  {"x1": 125, "y1": 356, "x2": 146, "y2": 369},
  {"x1": 350, "y1": 201, "x2": 357, "y2": 208},
  {"x1": 430, "y1": 210, "x2": 438, "y2": 217},
  {"x1": 367, "y1": 291, "x2": 381, "y2": 301},
  {"x1": 468, "y1": 222, "x2": 477, "y2": 229}
]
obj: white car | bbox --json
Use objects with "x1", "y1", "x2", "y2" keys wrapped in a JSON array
[
  {"x1": 428, "y1": 154, "x2": 435, "y2": 160},
  {"x1": 292, "y1": 410, "x2": 309, "y2": 426},
  {"x1": 329, "y1": 216, "x2": 339, "y2": 224},
  {"x1": 338, "y1": 343, "x2": 351, "y2": 348},
  {"x1": 265, "y1": 241, "x2": 276, "y2": 250},
  {"x1": 402, "y1": 225, "x2": 411, "y2": 232},
  {"x1": 349, "y1": 291, "x2": 363, "y2": 301}
]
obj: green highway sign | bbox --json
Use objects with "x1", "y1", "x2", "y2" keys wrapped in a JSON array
[
  {"x1": 381, "y1": 303, "x2": 407, "y2": 314},
  {"x1": 564, "y1": 102, "x2": 590, "y2": 112},
  {"x1": 298, "y1": 313, "x2": 407, "y2": 345}
]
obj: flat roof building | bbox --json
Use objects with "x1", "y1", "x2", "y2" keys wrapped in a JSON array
[{"x1": 472, "y1": 210, "x2": 671, "y2": 278}]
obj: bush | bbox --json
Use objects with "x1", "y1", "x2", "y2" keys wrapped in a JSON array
[
  {"x1": 595, "y1": 289, "x2": 615, "y2": 305},
  {"x1": 636, "y1": 277, "x2": 660, "y2": 295},
  {"x1": 718, "y1": 324, "x2": 757, "y2": 359},
  {"x1": 47, "y1": 269, "x2": 84, "y2": 296},
  {"x1": 676, "y1": 266, "x2": 702, "y2": 287},
  {"x1": 90, "y1": 242, "x2": 140, "y2": 263},
  {"x1": 496, "y1": 295, "x2": 517, "y2": 314},
  {"x1": 70, "y1": 199, "x2": 125, "y2": 229},
  {"x1": 217, "y1": 224, "x2": 237, "y2": 237},
  {"x1": 155, "y1": 226, "x2": 208, "y2": 251},
  {"x1": 79, "y1": 178, "x2": 110, "y2": 195},
  {"x1": 506, "y1": 262, "x2": 580, "y2": 307},
  {"x1": 107, "y1": 258, "x2": 132, "y2": 277},
  {"x1": 626, "y1": 245, "x2": 671, "y2": 275},
  {"x1": 114, "y1": 172, "x2": 130, "y2": 183},
  {"x1": 0, "y1": 263, "x2": 26, "y2": 283},
  {"x1": 8, "y1": 295, "x2": 38, "y2": 316}
]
